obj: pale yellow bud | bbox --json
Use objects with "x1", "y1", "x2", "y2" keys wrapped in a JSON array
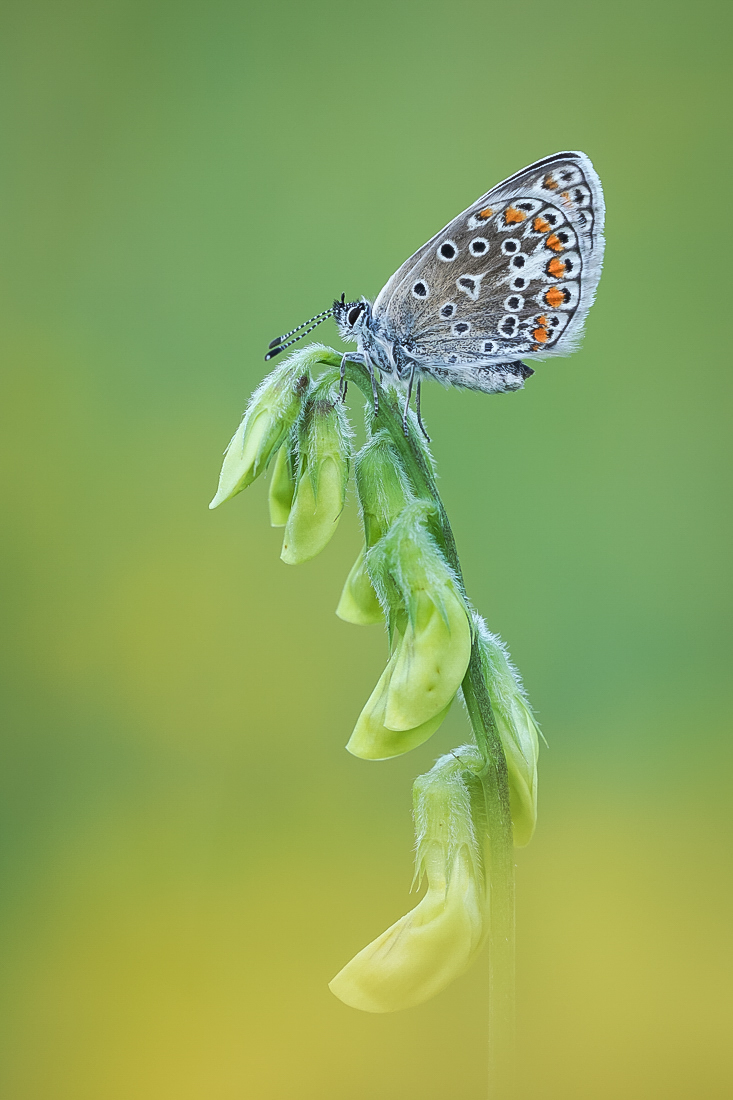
[
  {"x1": 268, "y1": 445, "x2": 296, "y2": 527},
  {"x1": 346, "y1": 639, "x2": 452, "y2": 759},
  {"x1": 330, "y1": 751, "x2": 486, "y2": 1012},
  {"x1": 336, "y1": 548, "x2": 383, "y2": 625},
  {"x1": 384, "y1": 585, "x2": 471, "y2": 731}
]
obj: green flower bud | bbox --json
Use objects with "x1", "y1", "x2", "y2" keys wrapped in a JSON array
[
  {"x1": 336, "y1": 547, "x2": 383, "y2": 625},
  {"x1": 209, "y1": 360, "x2": 309, "y2": 509},
  {"x1": 474, "y1": 614, "x2": 540, "y2": 847},
  {"x1": 354, "y1": 431, "x2": 412, "y2": 547},
  {"x1": 268, "y1": 443, "x2": 296, "y2": 527},
  {"x1": 363, "y1": 502, "x2": 472, "y2": 735},
  {"x1": 280, "y1": 384, "x2": 351, "y2": 565},
  {"x1": 336, "y1": 433, "x2": 411, "y2": 626},
  {"x1": 329, "y1": 749, "x2": 487, "y2": 1012}
]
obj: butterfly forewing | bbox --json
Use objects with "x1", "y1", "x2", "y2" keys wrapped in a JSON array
[{"x1": 372, "y1": 152, "x2": 604, "y2": 373}]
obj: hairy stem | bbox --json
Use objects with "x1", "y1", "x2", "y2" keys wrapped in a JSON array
[{"x1": 320, "y1": 352, "x2": 515, "y2": 1097}]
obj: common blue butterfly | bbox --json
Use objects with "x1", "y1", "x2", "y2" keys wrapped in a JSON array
[{"x1": 266, "y1": 151, "x2": 605, "y2": 430}]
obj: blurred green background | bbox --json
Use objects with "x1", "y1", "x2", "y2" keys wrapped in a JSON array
[{"x1": 1, "y1": 0, "x2": 731, "y2": 1097}]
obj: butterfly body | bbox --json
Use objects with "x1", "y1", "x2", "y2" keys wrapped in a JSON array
[{"x1": 332, "y1": 151, "x2": 605, "y2": 395}]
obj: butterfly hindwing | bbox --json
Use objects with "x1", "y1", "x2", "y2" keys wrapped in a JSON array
[{"x1": 372, "y1": 152, "x2": 604, "y2": 377}]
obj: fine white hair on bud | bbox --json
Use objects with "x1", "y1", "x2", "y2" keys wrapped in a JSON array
[
  {"x1": 472, "y1": 612, "x2": 541, "y2": 847},
  {"x1": 329, "y1": 748, "x2": 487, "y2": 1013}
]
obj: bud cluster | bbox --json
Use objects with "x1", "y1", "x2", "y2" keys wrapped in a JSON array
[
  {"x1": 209, "y1": 348, "x2": 352, "y2": 564},
  {"x1": 210, "y1": 349, "x2": 541, "y2": 1014}
]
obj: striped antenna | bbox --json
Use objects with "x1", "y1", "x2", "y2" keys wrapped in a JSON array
[{"x1": 265, "y1": 306, "x2": 334, "y2": 361}]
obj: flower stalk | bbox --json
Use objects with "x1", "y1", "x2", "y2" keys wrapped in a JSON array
[{"x1": 210, "y1": 344, "x2": 541, "y2": 1098}]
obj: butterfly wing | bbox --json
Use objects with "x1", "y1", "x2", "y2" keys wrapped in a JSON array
[{"x1": 372, "y1": 152, "x2": 605, "y2": 379}]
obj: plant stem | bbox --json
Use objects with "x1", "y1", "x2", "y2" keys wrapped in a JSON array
[{"x1": 321, "y1": 352, "x2": 516, "y2": 1097}]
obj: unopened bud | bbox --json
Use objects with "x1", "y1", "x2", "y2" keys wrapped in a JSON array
[
  {"x1": 268, "y1": 444, "x2": 296, "y2": 527},
  {"x1": 346, "y1": 639, "x2": 452, "y2": 758},
  {"x1": 336, "y1": 547, "x2": 383, "y2": 625},
  {"x1": 354, "y1": 432, "x2": 412, "y2": 547},
  {"x1": 474, "y1": 614, "x2": 540, "y2": 847},
  {"x1": 354, "y1": 503, "x2": 471, "y2": 742},
  {"x1": 280, "y1": 384, "x2": 351, "y2": 565},
  {"x1": 336, "y1": 433, "x2": 411, "y2": 626},
  {"x1": 329, "y1": 749, "x2": 487, "y2": 1012},
  {"x1": 209, "y1": 360, "x2": 309, "y2": 509}
]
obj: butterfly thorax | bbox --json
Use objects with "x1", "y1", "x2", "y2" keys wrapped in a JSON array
[{"x1": 333, "y1": 294, "x2": 533, "y2": 394}]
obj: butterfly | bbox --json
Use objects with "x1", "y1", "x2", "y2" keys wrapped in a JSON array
[{"x1": 266, "y1": 151, "x2": 605, "y2": 433}]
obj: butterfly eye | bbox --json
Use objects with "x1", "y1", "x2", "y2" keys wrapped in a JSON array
[
  {"x1": 347, "y1": 305, "x2": 364, "y2": 326},
  {"x1": 438, "y1": 240, "x2": 458, "y2": 262}
]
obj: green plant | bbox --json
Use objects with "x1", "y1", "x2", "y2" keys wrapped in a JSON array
[{"x1": 211, "y1": 345, "x2": 540, "y2": 1095}]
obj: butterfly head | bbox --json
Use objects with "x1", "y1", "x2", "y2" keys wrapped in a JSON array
[{"x1": 333, "y1": 294, "x2": 372, "y2": 344}]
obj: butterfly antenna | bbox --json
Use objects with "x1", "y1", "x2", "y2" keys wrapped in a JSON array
[{"x1": 265, "y1": 307, "x2": 334, "y2": 361}]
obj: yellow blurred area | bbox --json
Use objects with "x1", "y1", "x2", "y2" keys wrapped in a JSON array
[{"x1": 1, "y1": 0, "x2": 731, "y2": 1096}]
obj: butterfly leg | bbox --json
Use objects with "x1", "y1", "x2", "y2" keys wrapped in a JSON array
[
  {"x1": 339, "y1": 355, "x2": 348, "y2": 403},
  {"x1": 369, "y1": 362, "x2": 379, "y2": 416},
  {"x1": 415, "y1": 379, "x2": 431, "y2": 442},
  {"x1": 340, "y1": 353, "x2": 379, "y2": 415},
  {"x1": 402, "y1": 365, "x2": 415, "y2": 436}
]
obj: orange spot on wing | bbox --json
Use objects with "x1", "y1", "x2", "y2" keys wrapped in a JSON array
[
  {"x1": 546, "y1": 233, "x2": 564, "y2": 252},
  {"x1": 532, "y1": 326, "x2": 549, "y2": 343},
  {"x1": 561, "y1": 189, "x2": 573, "y2": 205},
  {"x1": 533, "y1": 216, "x2": 551, "y2": 233},
  {"x1": 536, "y1": 315, "x2": 548, "y2": 326},
  {"x1": 547, "y1": 257, "x2": 566, "y2": 278},
  {"x1": 544, "y1": 286, "x2": 566, "y2": 308},
  {"x1": 477, "y1": 206, "x2": 494, "y2": 219},
  {"x1": 543, "y1": 174, "x2": 559, "y2": 190},
  {"x1": 505, "y1": 206, "x2": 527, "y2": 224}
]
